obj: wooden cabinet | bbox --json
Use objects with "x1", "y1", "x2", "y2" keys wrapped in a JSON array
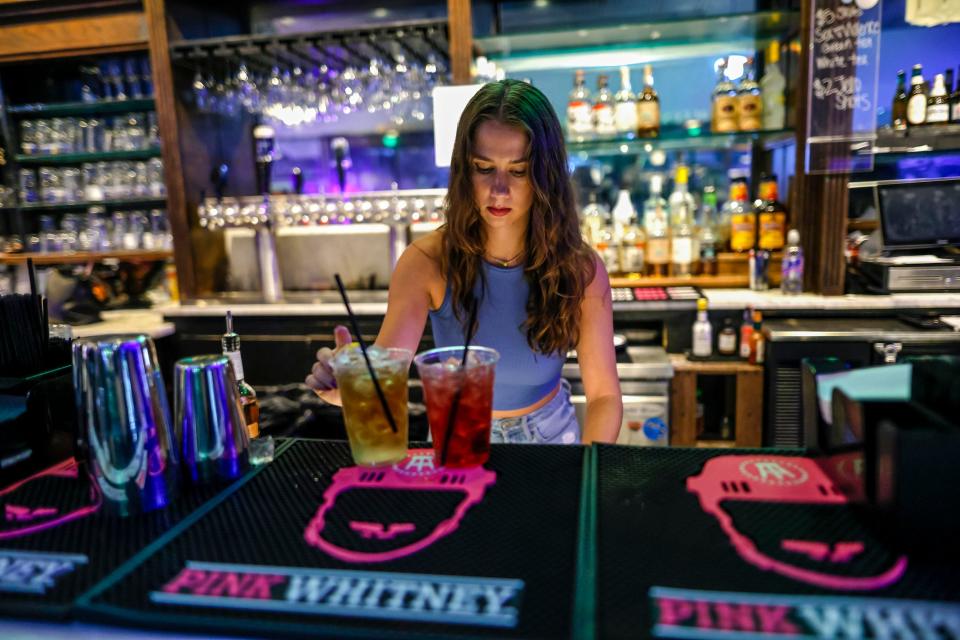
[{"x1": 669, "y1": 354, "x2": 763, "y2": 448}]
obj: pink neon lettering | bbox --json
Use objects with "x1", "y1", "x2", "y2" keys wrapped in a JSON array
[
  {"x1": 656, "y1": 598, "x2": 694, "y2": 626},
  {"x1": 756, "y1": 605, "x2": 800, "y2": 634},
  {"x1": 162, "y1": 568, "x2": 208, "y2": 594},
  {"x1": 695, "y1": 600, "x2": 713, "y2": 629},
  {"x1": 242, "y1": 575, "x2": 285, "y2": 600},
  {"x1": 713, "y1": 603, "x2": 755, "y2": 631},
  {"x1": 207, "y1": 572, "x2": 252, "y2": 597}
]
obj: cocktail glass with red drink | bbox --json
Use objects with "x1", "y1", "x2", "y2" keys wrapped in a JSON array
[{"x1": 413, "y1": 346, "x2": 499, "y2": 468}]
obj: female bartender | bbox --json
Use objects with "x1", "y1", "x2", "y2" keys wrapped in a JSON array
[{"x1": 306, "y1": 79, "x2": 622, "y2": 444}]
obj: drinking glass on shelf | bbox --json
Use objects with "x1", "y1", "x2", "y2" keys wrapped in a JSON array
[
  {"x1": 111, "y1": 116, "x2": 130, "y2": 151},
  {"x1": 18, "y1": 168, "x2": 38, "y2": 203},
  {"x1": 35, "y1": 119, "x2": 54, "y2": 154},
  {"x1": 129, "y1": 210, "x2": 147, "y2": 249},
  {"x1": 124, "y1": 57, "x2": 143, "y2": 99},
  {"x1": 113, "y1": 161, "x2": 135, "y2": 198},
  {"x1": 132, "y1": 161, "x2": 149, "y2": 197},
  {"x1": 147, "y1": 112, "x2": 160, "y2": 147},
  {"x1": 60, "y1": 214, "x2": 80, "y2": 251},
  {"x1": 62, "y1": 167, "x2": 82, "y2": 202},
  {"x1": 39, "y1": 167, "x2": 62, "y2": 203},
  {"x1": 111, "y1": 211, "x2": 128, "y2": 249},
  {"x1": 20, "y1": 121, "x2": 38, "y2": 155},
  {"x1": 125, "y1": 113, "x2": 146, "y2": 149},
  {"x1": 140, "y1": 56, "x2": 154, "y2": 97},
  {"x1": 39, "y1": 215, "x2": 62, "y2": 252},
  {"x1": 80, "y1": 118, "x2": 104, "y2": 153},
  {"x1": 147, "y1": 158, "x2": 165, "y2": 196}
]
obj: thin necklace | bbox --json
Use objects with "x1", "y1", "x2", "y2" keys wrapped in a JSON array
[{"x1": 486, "y1": 248, "x2": 525, "y2": 267}]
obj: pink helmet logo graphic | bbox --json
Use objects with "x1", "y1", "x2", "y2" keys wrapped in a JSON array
[
  {"x1": 305, "y1": 449, "x2": 496, "y2": 564},
  {"x1": 687, "y1": 455, "x2": 907, "y2": 591},
  {"x1": 1, "y1": 459, "x2": 102, "y2": 540}
]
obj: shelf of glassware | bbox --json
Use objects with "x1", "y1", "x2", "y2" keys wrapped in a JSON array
[
  {"x1": 15, "y1": 148, "x2": 162, "y2": 165},
  {"x1": 0, "y1": 249, "x2": 172, "y2": 265},
  {"x1": 474, "y1": 10, "x2": 798, "y2": 72},
  {"x1": 13, "y1": 197, "x2": 167, "y2": 213},
  {"x1": 7, "y1": 98, "x2": 156, "y2": 118},
  {"x1": 566, "y1": 128, "x2": 794, "y2": 155}
]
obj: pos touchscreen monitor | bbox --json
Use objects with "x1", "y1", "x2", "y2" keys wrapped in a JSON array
[{"x1": 878, "y1": 178, "x2": 960, "y2": 251}]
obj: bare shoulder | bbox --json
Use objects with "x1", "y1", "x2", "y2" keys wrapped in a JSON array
[
  {"x1": 397, "y1": 229, "x2": 446, "y2": 309},
  {"x1": 408, "y1": 229, "x2": 444, "y2": 264}
]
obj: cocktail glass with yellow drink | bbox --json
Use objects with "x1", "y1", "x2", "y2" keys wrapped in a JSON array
[{"x1": 331, "y1": 344, "x2": 411, "y2": 466}]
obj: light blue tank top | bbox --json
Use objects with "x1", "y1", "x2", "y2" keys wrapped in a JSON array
[{"x1": 428, "y1": 262, "x2": 565, "y2": 411}]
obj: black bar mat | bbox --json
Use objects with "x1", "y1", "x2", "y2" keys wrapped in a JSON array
[
  {"x1": 0, "y1": 456, "x2": 260, "y2": 619},
  {"x1": 593, "y1": 445, "x2": 960, "y2": 639},
  {"x1": 80, "y1": 440, "x2": 585, "y2": 639}
]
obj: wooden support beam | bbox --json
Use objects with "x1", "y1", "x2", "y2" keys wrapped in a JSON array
[
  {"x1": 144, "y1": 0, "x2": 196, "y2": 299},
  {"x1": 792, "y1": 0, "x2": 849, "y2": 296},
  {"x1": 0, "y1": 10, "x2": 147, "y2": 63},
  {"x1": 446, "y1": 0, "x2": 472, "y2": 84}
]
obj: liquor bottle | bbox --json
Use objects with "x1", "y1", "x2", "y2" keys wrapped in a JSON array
[
  {"x1": 748, "y1": 309, "x2": 765, "y2": 365},
  {"x1": 926, "y1": 73, "x2": 950, "y2": 125},
  {"x1": 692, "y1": 298, "x2": 713, "y2": 358},
  {"x1": 669, "y1": 166, "x2": 698, "y2": 276},
  {"x1": 892, "y1": 70, "x2": 908, "y2": 131},
  {"x1": 748, "y1": 248, "x2": 770, "y2": 291},
  {"x1": 593, "y1": 74, "x2": 617, "y2": 137},
  {"x1": 614, "y1": 66, "x2": 638, "y2": 137},
  {"x1": 712, "y1": 60, "x2": 739, "y2": 133},
  {"x1": 737, "y1": 56, "x2": 763, "y2": 132},
  {"x1": 644, "y1": 174, "x2": 671, "y2": 277},
  {"x1": 739, "y1": 307, "x2": 753, "y2": 359},
  {"x1": 596, "y1": 217, "x2": 620, "y2": 275},
  {"x1": 952, "y1": 65, "x2": 960, "y2": 123},
  {"x1": 906, "y1": 64, "x2": 927, "y2": 127},
  {"x1": 718, "y1": 318, "x2": 737, "y2": 356},
  {"x1": 636, "y1": 64, "x2": 660, "y2": 138},
  {"x1": 567, "y1": 70, "x2": 593, "y2": 140},
  {"x1": 760, "y1": 42, "x2": 785, "y2": 130},
  {"x1": 727, "y1": 178, "x2": 754, "y2": 252},
  {"x1": 699, "y1": 186, "x2": 719, "y2": 276},
  {"x1": 755, "y1": 175, "x2": 786, "y2": 251},
  {"x1": 222, "y1": 311, "x2": 260, "y2": 439},
  {"x1": 581, "y1": 191, "x2": 606, "y2": 247},
  {"x1": 612, "y1": 188, "x2": 634, "y2": 255},
  {"x1": 620, "y1": 212, "x2": 647, "y2": 276},
  {"x1": 781, "y1": 228, "x2": 804, "y2": 295}
]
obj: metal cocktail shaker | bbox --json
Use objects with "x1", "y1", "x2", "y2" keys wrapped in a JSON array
[
  {"x1": 174, "y1": 355, "x2": 250, "y2": 485},
  {"x1": 72, "y1": 334, "x2": 179, "y2": 516}
]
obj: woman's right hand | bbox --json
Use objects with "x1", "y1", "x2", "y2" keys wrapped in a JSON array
[{"x1": 305, "y1": 325, "x2": 352, "y2": 405}]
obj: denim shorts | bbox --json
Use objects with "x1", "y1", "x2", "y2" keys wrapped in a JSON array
[{"x1": 489, "y1": 379, "x2": 581, "y2": 445}]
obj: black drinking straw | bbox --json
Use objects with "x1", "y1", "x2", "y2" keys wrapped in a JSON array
[
  {"x1": 333, "y1": 274, "x2": 398, "y2": 434},
  {"x1": 440, "y1": 298, "x2": 479, "y2": 467}
]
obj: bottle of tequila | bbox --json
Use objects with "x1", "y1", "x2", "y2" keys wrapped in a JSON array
[{"x1": 222, "y1": 311, "x2": 260, "y2": 440}]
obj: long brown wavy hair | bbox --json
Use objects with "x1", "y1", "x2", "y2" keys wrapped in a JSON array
[{"x1": 442, "y1": 79, "x2": 597, "y2": 355}]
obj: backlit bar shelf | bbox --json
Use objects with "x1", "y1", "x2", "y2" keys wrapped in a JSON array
[{"x1": 0, "y1": 250, "x2": 172, "y2": 265}]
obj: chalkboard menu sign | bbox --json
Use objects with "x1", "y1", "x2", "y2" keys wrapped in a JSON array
[{"x1": 806, "y1": 0, "x2": 882, "y2": 174}]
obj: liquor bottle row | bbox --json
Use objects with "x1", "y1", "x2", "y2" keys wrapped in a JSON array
[
  {"x1": 711, "y1": 45, "x2": 786, "y2": 133},
  {"x1": 580, "y1": 167, "x2": 796, "y2": 283},
  {"x1": 692, "y1": 302, "x2": 767, "y2": 365},
  {"x1": 565, "y1": 45, "x2": 786, "y2": 141},
  {"x1": 892, "y1": 64, "x2": 960, "y2": 129}
]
